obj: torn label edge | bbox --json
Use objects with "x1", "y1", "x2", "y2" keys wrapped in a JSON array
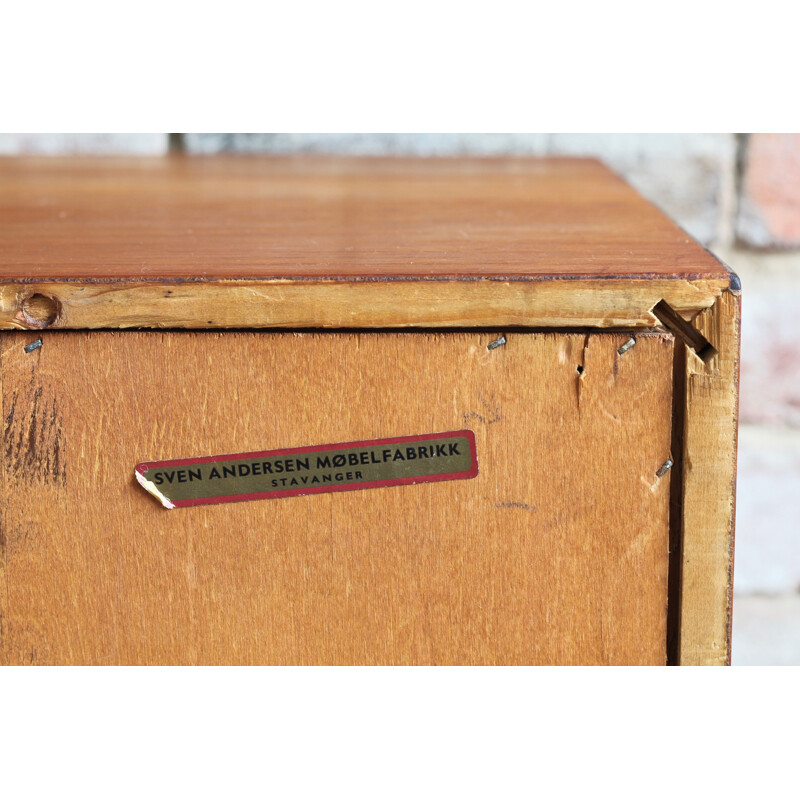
[{"x1": 135, "y1": 467, "x2": 176, "y2": 510}]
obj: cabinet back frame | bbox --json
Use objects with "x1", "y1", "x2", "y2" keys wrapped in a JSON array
[{"x1": 0, "y1": 291, "x2": 739, "y2": 665}]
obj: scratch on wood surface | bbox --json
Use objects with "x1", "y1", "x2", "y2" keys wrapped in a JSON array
[
  {"x1": 624, "y1": 530, "x2": 651, "y2": 562},
  {"x1": 596, "y1": 402, "x2": 622, "y2": 425},
  {"x1": 576, "y1": 334, "x2": 590, "y2": 410},
  {"x1": 463, "y1": 394, "x2": 502, "y2": 426},
  {"x1": 4, "y1": 382, "x2": 66, "y2": 486},
  {"x1": 495, "y1": 501, "x2": 538, "y2": 512},
  {"x1": 640, "y1": 465, "x2": 671, "y2": 494}
]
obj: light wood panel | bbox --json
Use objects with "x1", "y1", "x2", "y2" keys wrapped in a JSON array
[
  {"x1": 0, "y1": 276, "x2": 729, "y2": 331},
  {"x1": 677, "y1": 289, "x2": 741, "y2": 665},
  {"x1": 0, "y1": 330, "x2": 674, "y2": 665}
]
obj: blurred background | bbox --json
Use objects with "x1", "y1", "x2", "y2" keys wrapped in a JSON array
[{"x1": 1, "y1": 133, "x2": 796, "y2": 665}]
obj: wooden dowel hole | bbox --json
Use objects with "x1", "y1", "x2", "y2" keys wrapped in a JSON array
[{"x1": 21, "y1": 294, "x2": 59, "y2": 328}]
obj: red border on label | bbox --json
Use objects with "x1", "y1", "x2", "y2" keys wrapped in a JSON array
[{"x1": 135, "y1": 430, "x2": 478, "y2": 508}]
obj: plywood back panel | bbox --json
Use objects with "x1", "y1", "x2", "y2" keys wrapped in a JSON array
[{"x1": 0, "y1": 330, "x2": 674, "y2": 665}]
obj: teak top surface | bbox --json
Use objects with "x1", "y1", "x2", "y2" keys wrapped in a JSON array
[{"x1": 0, "y1": 155, "x2": 728, "y2": 282}]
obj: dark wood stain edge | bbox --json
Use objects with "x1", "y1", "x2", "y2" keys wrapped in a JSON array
[
  {"x1": 0, "y1": 337, "x2": 6, "y2": 664},
  {"x1": 666, "y1": 341, "x2": 687, "y2": 665},
  {"x1": 0, "y1": 272, "x2": 732, "y2": 285}
]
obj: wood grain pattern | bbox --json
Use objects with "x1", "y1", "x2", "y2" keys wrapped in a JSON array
[
  {"x1": 0, "y1": 329, "x2": 674, "y2": 665},
  {"x1": 0, "y1": 156, "x2": 728, "y2": 280},
  {"x1": 677, "y1": 289, "x2": 741, "y2": 665},
  {"x1": 0, "y1": 276, "x2": 729, "y2": 331},
  {"x1": 0, "y1": 156, "x2": 733, "y2": 330}
]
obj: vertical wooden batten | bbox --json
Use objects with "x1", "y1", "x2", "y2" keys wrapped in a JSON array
[{"x1": 676, "y1": 289, "x2": 741, "y2": 665}]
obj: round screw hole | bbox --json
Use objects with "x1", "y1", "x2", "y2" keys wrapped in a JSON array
[{"x1": 21, "y1": 294, "x2": 59, "y2": 328}]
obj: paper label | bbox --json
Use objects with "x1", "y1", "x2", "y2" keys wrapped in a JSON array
[{"x1": 135, "y1": 430, "x2": 478, "y2": 509}]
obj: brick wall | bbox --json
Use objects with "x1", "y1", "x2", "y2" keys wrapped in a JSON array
[
  {"x1": 0, "y1": 133, "x2": 169, "y2": 155},
  {"x1": 3, "y1": 133, "x2": 797, "y2": 663}
]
